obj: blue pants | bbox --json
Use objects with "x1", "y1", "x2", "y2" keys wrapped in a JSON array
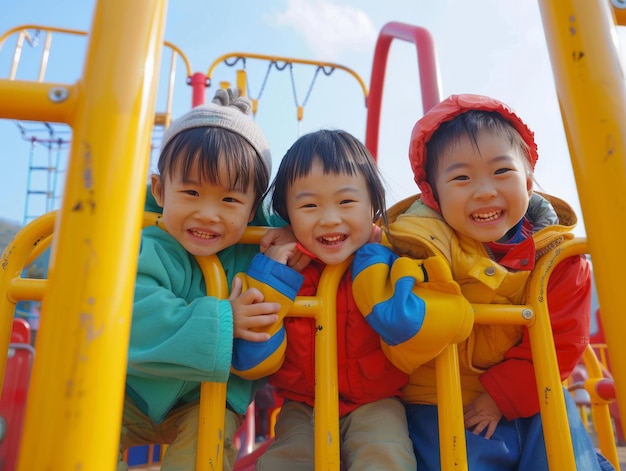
[{"x1": 405, "y1": 390, "x2": 614, "y2": 470}]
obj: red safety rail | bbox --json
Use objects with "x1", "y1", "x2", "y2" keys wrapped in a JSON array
[
  {"x1": 365, "y1": 21, "x2": 442, "y2": 160},
  {"x1": 0, "y1": 319, "x2": 34, "y2": 471}
]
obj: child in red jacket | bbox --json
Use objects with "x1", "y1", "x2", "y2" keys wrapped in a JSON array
[{"x1": 233, "y1": 129, "x2": 472, "y2": 470}]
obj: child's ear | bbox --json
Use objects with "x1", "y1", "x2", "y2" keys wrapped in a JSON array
[
  {"x1": 526, "y1": 174, "x2": 533, "y2": 197},
  {"x1": 150, "y1": 174, "x2": 165, "y2": 207},
  {"x1": 248, "y1": 207, "x2": 256, "y2": 223}
]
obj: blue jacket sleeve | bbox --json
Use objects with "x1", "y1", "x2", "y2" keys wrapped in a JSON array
[
  {"x1": 232, "y1": 253, "x2": 304, "y2": 379},
  {"x1": 352, "y1": 243, "x2": 473, "y2": 373}
]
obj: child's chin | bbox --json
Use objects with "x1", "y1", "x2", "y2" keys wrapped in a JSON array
[
  {"x1": 317, "y1": 253, "x2": 351, "y2": 266},
  {"x1": 185, "y1": 243, "x2": 221, "y2": 258}
]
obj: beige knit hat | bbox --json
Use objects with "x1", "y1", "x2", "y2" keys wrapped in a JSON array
[{"x1": 160, "y1": 87, "x2": 271, "y2": 174}]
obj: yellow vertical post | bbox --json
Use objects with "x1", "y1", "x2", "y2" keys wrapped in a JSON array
[
  {"x1": 582, "y1": 346, "x2": 620, "y2": 469},
  {"x1": 526, "y1": 248, "x2": 577, "y2": 471},
  {"x1": 194, "y1": 256, "x2": 229, "y2": 471},
  {"x1": 538, "y1": 0, "x2": 626, "y2": 440},
  {"x1": 236, "y1": 69, "x2": 247, "y2": 96},
  {"x1": 435, "y1": 344, "x2": 468, "y2": 471},
  {"x1": 16, "y1": 0, "x2": 167, "y2": 469},
  {"x1": 314, "y1": 260, "x2": 350, "y2": 471}
]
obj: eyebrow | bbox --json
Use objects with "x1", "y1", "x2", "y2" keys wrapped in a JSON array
[
  {"x1": 293, "y1": 186, "x2": 362, "y2": 200},
  {"x1": 442, "y1": 154, "x2": 518, "y2": 173}
]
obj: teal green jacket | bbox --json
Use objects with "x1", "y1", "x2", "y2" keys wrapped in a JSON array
[{"x1": 126, "y1": 188, "x2": 282, "y2": 423}]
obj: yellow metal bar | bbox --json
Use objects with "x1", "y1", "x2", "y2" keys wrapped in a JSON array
[
  {"x1": 3, "y1": 211, "x2": 230, "y2": 470},
  {"x1": 313, "y1": 259, "x2": 351, "y2": 471},
  {"x1": 472, "y1": 304, "x2": 534, "y2": 326},
  {"x1": 0, "y1": 25, "x2": 87, "y2": 81},
  {"x1": 0, "y1": 79, "x2": 76, "y2": 123},
  {"x1": 459, "y1": 239, "x2": 589, "y2": 470},
  {"x1": 194, "y1": 255, "x2": 230, "y2": 471},
  {"x1": 206, "y1": 51, "x2": 369, "y2": 101},
  {"x1": 0, "y1": 26, "x2": 189, "y2": 81},
  {"x1": 0, "y1": 211, "x2": 55, "y2": 392},
  {"x1": 16, "y1": 0, "x2": 167, "y2": 469},
  {"x1": 581, "y1": 346, "x2": 620, "y2": 469},
  {"x1": 291, "y1": 296, "x2": 321, "y2": 317},
  {"x1": 25, "y1": 234, "x2": 53, "y2": 266},
  {"x1": 238, "y1": 226, "x2": 273, "y2": 244},
  {"x1": 163, "y1": 39, "x2": 193, "y2": 78},
  {"x1": 236, "y1": 69, "x2": 247, "y2": 96},
  {"x1": 161, "y1": 39, "x2": 193, "y2": 129},
  {"x1": 435, "y1": 344, "x2": 467, "y2": 471},
  {"x1": 538, "y1": 0, "x2": 626, "y2": 444},
  {"x1": 7, "y1": 278, "x2": 46, "y2": 302},
  {"x1": 524, "y1": 239, "x2": 589, "y2": 470},
  {"x1": 197, "y1": 381, "x2": 227, "y2": 470},
  {"x1": 0, "y1": 27, "x2": 190, "y2": 132},
  {"x1": 0, "y1": 24, "x2": 87, "y2": 46}
]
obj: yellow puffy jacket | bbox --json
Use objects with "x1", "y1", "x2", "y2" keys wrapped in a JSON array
[{"x1": 386, "y1": 193, "x2": 590, "y2": 421}]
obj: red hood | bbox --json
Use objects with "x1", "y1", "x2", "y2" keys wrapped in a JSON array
[{"x1": 409, "y1": 94, "x2": 539, "y2": 212}]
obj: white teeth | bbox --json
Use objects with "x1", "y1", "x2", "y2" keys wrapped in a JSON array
[
  {"x1": 320, "y1": 234, "x2": 346, "y2": 245},
  {"x1": 472, "y1": 211, "x2": 500, "y2": 222},
  {"x1": 191, "y1": 230, "x2": 217, "y2": 239}
]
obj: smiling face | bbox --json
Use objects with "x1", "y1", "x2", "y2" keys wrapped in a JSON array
[
  {"x1": 151, "y1": 162, "x2": 256, "y2": 257},
  {"x1": 286, "y1": 160, "x2": 374, "y2": 265},
  {"x1": 432, "y1": 129, "x2": 532, "y2": 243}
]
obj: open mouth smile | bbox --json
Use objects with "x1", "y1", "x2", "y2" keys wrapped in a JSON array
[
  {"x1": 190, "y1": 229, "x2": 219, "y2": 239},
  {"x1": 319, "y1": 234, "x2": 347, "y2": 246},
  {"x1": 471, "y1": 210, "x2": 502, "y2": 222}
]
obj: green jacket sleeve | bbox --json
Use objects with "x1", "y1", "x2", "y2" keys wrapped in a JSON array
[{"x1": 128, "y1": 229, "x2": 233, "y2": 383}]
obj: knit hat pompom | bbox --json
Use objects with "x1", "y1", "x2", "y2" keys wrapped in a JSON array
[
  {"x1": 160, "y1": 87, "x2": 271, "y2": 174},
  {"x1": 409, "y1": 94, "x2": 538, "y2": 212}
]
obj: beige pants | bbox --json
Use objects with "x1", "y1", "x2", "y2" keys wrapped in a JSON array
[
  {"x1": 118, "y1": 395, "x2": 242, "y2": 471},
  {"x1": 256, "y1": 397, "x2": 416, "y2": 471}
]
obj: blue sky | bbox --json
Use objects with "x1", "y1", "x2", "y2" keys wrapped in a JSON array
[{"x1": 1, "y1": 1, "x2": 624, "y2": 235}]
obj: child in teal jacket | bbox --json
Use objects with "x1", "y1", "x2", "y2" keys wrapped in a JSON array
[{"x1": 119, "y1": 88, "x2": 288, "y2": 471}]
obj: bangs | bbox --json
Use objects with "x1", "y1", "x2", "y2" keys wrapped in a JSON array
[
  {"x1": 180, "y1": 148, "x2": 252, "y2": 193},
  {"x1": 271, "y1": 129, "x2": 385, "y2": 224},
  {"x1": 285, "y1": 134, "x2": 365, "y2": 186},
  {"x1": 162, "y1": 127, "x2": 257, "y2": 192}
]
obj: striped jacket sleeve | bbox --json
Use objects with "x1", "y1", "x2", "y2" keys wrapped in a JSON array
[
  {"x1": 231, "y1": 253, "x2": 304, "y2": 380},
  {"x1": 351, "y1": 243, "x2": 473, "y2": 373}
]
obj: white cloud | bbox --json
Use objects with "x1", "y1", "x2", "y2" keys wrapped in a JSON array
[{"x1": 275, "y1": 0, "x2": 377, "y2": 61}]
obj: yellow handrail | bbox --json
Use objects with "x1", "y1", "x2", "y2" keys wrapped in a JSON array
[
  {"x1": 437, "y1": 238, "x2": 608, "y2": 470},
  {"x1": 0, "y1": 209, "x2": 347, "y2": 470},
  {"x1": 0, "y1": 210, "x2": 230, "y2": 470},
  {"x1": 0, "y1": 23, "x2": 192, "y2": 129},
  {"x1": 386, "y1": 241, "x2": 592, "y2": 470},
  {"x1": 578, "y1": 345, "x2": 620, "y2": 469}
]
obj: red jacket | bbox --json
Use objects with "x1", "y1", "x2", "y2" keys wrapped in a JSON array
[{"x1": 269, "y1": 261, "x2": 408, "y2": 417}]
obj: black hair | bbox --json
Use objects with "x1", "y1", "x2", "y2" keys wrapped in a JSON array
[
  {"x1": 270, "y1": 129, "x2": 387, "y2": 227},
  {"x1": 425, "y1": 110, "x2": 531, "y2": 202},
  {"x1": 156, "y1": 127, "x2": 269, "y2": 208}
]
